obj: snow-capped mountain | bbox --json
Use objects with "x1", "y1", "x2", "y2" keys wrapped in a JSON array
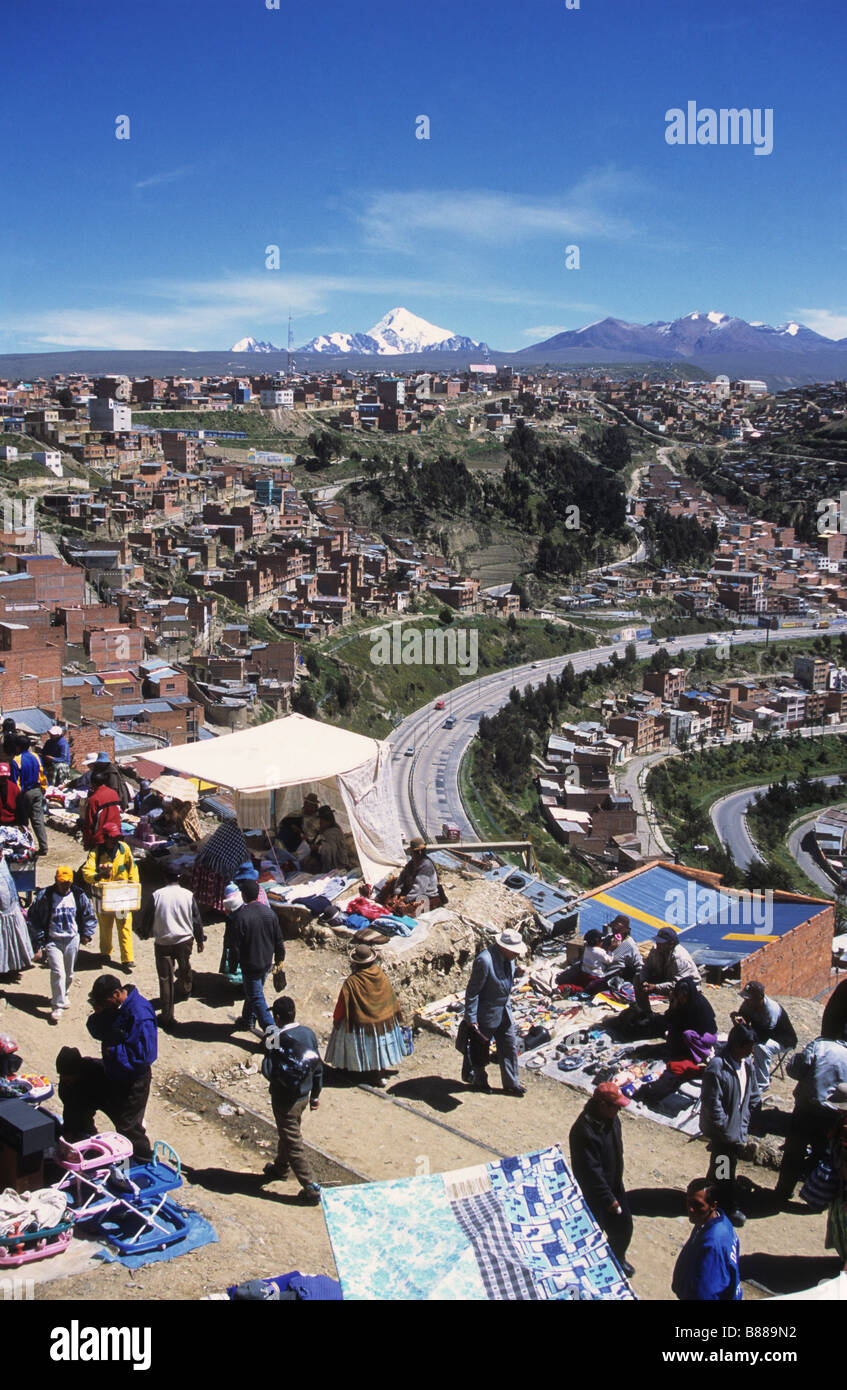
[
  {"x1": 520, "y1": 312, "x2": 837, "y2": 359},
  {"x1": 297, "y1": 307, "x2": 484, "y2": 356},
  {"x1": 230, "y1": 336, "x2": 281, "y2": 353}
]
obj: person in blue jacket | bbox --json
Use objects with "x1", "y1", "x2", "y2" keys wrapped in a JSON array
[
  {"x1": 672, "y1": 1177, "x2": 742, "y2": 1301},
  {"x1": 463, "y1": 929, "x2": 527, "y2": 1096},
  {"x1": 56, "y1": 974, "x2": 158, "y2": 1159}
]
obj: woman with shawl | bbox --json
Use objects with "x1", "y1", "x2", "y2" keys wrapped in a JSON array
[
  {"x1": 665, "y1": 977, "x2": 718, "y2": 1064},
  {"x1": 325, "y1": 943, "x2": 405, "y2": 1087},
  {"x1": 0, "y1": 849, "x2": 33, "y2": 979}
]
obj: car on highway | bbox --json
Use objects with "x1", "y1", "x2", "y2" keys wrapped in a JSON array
[
  {"x1": 434, "y1": 699, "x2": 445, "y2": 710},
  {"x1": 530, "y1": 662, "x2": 539, "y2": 668},
  {"x1": 404, "y1": 745, "x2": 414, "y2": 756},
  {"x1": 443, "y1": 716, "x2": 457, "y2": 729},
  {"x1": 706, "y1": 635, "x2": 719, "y2": 645}
]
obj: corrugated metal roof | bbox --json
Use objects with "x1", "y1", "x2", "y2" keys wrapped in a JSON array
[
  {"x1": 4, "y1": 707, "x2": 55, "y2": 734},
  {"x1": 578, "y1": 864, "x2": 826, "y2": 964}
]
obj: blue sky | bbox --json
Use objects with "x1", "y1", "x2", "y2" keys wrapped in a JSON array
[{"x1": 2, "y1": 0, "x2": 844, "y2": 352}]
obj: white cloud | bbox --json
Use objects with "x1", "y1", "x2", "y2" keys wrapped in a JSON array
[
  {"x1": 793, "y1": 309, "x2": 847, "y2": 341},
  {"x1": 356, "y1": 171, "x2": 647, "y2": 250},
  {"x1": 134, "y1": 167, "x2": 192, "y2": 191},
  {"x1": 14, "y1": 271, "x2": 600, "y2": 350},
  {"x1": 521, "y1": 324, "x2": 568, "y2": 338}
]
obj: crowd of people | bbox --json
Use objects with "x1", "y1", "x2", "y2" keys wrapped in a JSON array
[{"x1": 1, "y1": 749, "x2": 846, "y2": 1299}]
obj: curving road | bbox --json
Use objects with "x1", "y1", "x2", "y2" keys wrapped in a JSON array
[
  {"x1": 712, "y1": 774, "x2": 844, "y2": 890},
  {"x1": 388, "y1": 625, "x2": 826, "y2": 845}
]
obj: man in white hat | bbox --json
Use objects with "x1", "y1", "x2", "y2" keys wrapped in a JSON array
[{"x1": 463, "y1": 928, "x2": 527, "y2": 1097}]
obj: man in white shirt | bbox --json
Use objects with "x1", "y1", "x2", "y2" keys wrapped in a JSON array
[{"x1": 141, "y1": 864, "x2": 205, "y2": 1029}]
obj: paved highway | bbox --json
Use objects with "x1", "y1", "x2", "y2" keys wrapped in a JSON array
[{"x1": 388, "y1": 625, "x2": 826, "y2": 845}]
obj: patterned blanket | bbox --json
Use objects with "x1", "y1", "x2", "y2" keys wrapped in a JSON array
[{"x1": 321, "y1": 1146, "x2": 635, "y2": 1301}]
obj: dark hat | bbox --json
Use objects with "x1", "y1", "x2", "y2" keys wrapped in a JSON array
[
  {"x1": 349, "y1": 943, "x2": 377, "y2": 966},
  {"x1": 741, "y1": 980, "x2": 765, "y2": 997},
  {"x1": 655, "y1": 927, "x2": 678, "y2": 944},
  {"x1": 89, "y1": 974, "x2": 123, "y2": 1006}
]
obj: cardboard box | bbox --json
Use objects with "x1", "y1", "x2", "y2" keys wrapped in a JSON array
[{"x1": 96, "y1": 882, "x2": 141, "y2": 914}]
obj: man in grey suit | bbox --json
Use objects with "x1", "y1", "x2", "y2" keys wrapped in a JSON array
[{"x1": 463, "y1": 929, "x2": 527, "y2": 1097}]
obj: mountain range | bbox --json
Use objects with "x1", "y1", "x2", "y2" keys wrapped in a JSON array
[
  {"x1": 516, "y1": 310, "x2": 844, "y2": 360},
  {"x1": 232, "y1": 307, "x2": 485, "y2": 357}
]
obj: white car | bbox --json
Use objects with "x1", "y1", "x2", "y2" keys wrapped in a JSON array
[{"x1": 404, "y1": 745, "x2": 415, "y2": 756}]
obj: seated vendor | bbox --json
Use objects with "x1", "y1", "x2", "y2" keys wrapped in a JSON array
[
  {"x1": 635, "y1": 977, "x2": 718, "y2": 1107},
  {"x1": 133, "y1": 779, "x2": 160, "y2": 817},
  {"x1": 382, "y1": 836, "x2": 440, "y2": 913},
  {"x1": 301, "y1": 793, "x2": 321, "y2": 843},
  {"x1": 275, "y1": 814, "x2": 312, "y2": 869},
  {"x1": 305, "y1": 806, "x2": 349, "y2": 874},
  {"x1": 557, "y1": 929, "x2": 614, "y2": 989},
  {"x1": 633, "y1": 927, "x2": 701, "y2": 1021}
]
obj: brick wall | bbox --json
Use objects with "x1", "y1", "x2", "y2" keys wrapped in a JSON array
[
  {"x1": 85, "y1": 627, "x2": 145, "y2": 668},
  {"x1": 740, "y1": 904, "x2": 835, "y2": 999},
  {"x1": 69, "y1": 725, "x2": 115, "y2": 770}
]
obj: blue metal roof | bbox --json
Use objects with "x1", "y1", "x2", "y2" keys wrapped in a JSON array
[
  {"x1": 5, "y1": 707, "x2": 55, "y2": 734},
  {"x1": 578, "y1": 864, "x2": 827, "y2": 966}
]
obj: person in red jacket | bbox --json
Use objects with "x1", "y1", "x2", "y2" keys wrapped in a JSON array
[
  {"x1": 0, "y1": 762, "x2": 19, "y2": 826},
  {"x1": 81, "y1": 768, "x2": 123, "y2": 850}
]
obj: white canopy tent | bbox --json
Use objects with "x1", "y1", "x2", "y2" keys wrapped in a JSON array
[{"x1": 146, "y1": 714, "x2": 406, "y2": 884}]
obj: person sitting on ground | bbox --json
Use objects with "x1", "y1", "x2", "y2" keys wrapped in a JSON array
[
  {"x1": 300, "y1": 793, "x2": 321, "y2": 843},
  {"x1": 275, "y1": 814, "x2": 311, "y2": 869},
  {"x1": 633, "y1": 926, "x2": 700, "y2": 1020},
  {"x1": 29, "y1": 865, "x2": 97, "y2": 1024},
  {"x1": 607, "y1": 915, "x2": 642, "y2": 981},
  {"x1": 557, "y1": 930, "x2": 614, "y2": 990},
  {"x1": 261, "y1": 995, "x2": 322, "y2": 1206},
  {"x1": 41, "y1": 725, "x2": 71, "y2": 785},
  {"x1": 671, "y1": 1177, "x2": 742, "y2": 1302},
  {"x1": 133, "y1": 779, "x2": 159, "y2": 818},
  {"x1": 305, "y1": 806, "x2": 349, "y2": 873},
  {"x1": 731, "y1": 980, "x2": 797, "y2": 1097},
  {"x1": 81, "y1": 765, "x2": 123, "y2": 850},
  {"x1": 379, "y1": 836, "x2": 440, "y2": 913},
  {"x1": 0, "y1": 761, "x2": 19, "y2": 827},
  {"x1": 57, "y1": 974, "x2": 158, "y2": 1160},
  {"x1": 637, "y1": 978, "x2": 718, "y2": 1107}
]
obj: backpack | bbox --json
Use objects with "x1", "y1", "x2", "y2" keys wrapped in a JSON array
[{"x1": 263, "y1": 1027, "x2": 320, "y2": 1097}]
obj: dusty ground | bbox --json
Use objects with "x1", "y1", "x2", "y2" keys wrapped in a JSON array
[{"x1": 1, "y1": 827, "x2": 841, "y2": 1302}]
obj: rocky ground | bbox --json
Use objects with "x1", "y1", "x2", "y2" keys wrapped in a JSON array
[{"x1": 1, "y1": 828, "x2": 842, "y2": 1302}]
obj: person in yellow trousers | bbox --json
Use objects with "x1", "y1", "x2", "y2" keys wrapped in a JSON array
[{"x1": 82, "y1": 832, "x2": 140, "y2": 975}]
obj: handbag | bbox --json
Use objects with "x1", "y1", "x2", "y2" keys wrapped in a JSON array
[
  {"x1": 272, "y1": 966, "x2": 287, "y2": 992},
  {"x1": 799, "y1": 1157, "x2": 838, "y2": 1211}
]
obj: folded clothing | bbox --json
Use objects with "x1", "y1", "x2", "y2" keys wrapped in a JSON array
[
  {"x1": 377, "y1": 914, "x2": 417, "y2": 938},
  {"x1": 291, "y1": 894, "x2": 333, "y2": 915}
]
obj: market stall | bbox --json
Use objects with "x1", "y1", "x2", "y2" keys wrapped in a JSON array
[{"x1": 146, "y1": 714, "x2": 406, "y2": 886}]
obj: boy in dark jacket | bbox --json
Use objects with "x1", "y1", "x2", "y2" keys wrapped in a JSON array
[
  {"x1": 261, "y1": 996, "x2": 322, "y2": 1204},
  {"x1": 569, "y1": 1082, "x2": 635, "y2": 1277},
  {"x1": 57, "y1": 975, "x2": 158, "y2": 1159}
]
